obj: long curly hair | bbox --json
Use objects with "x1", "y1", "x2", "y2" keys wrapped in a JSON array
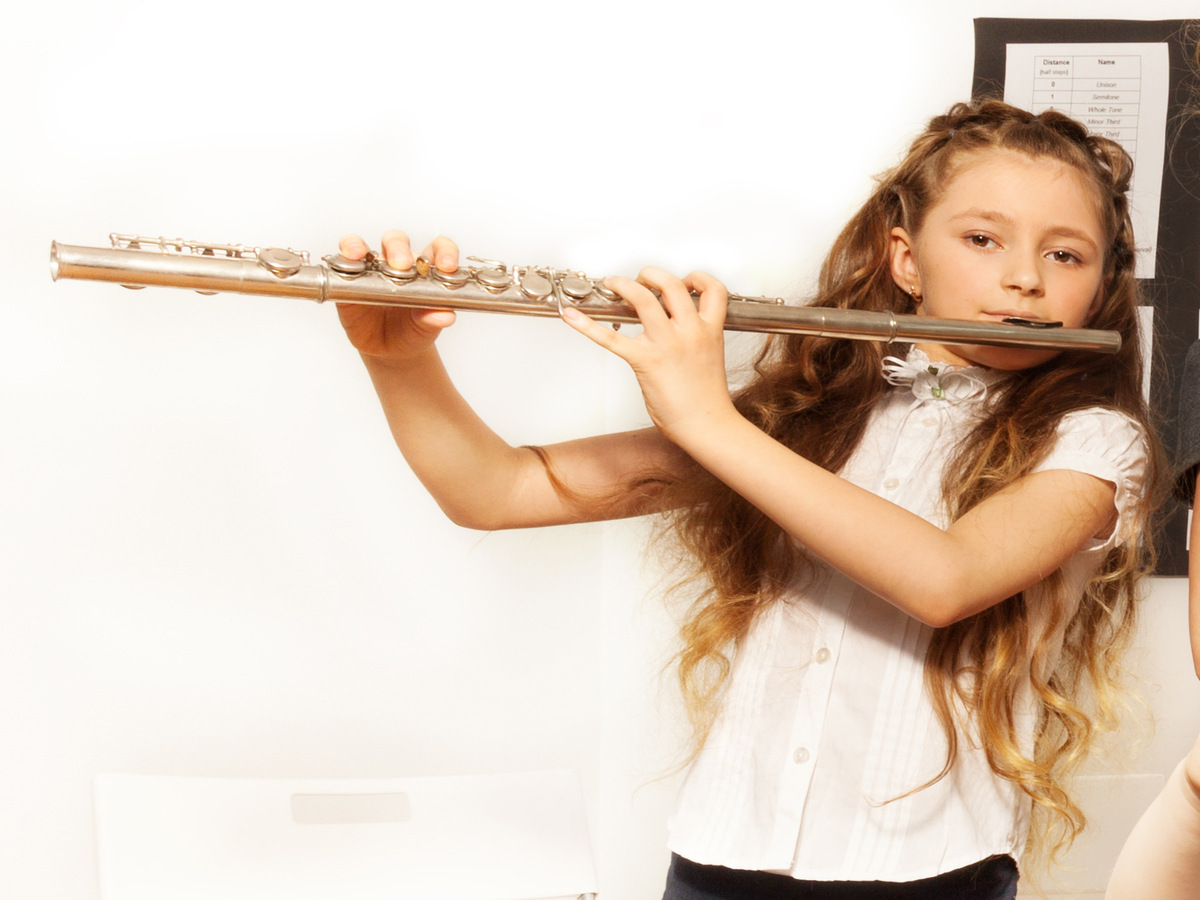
[{"x1": 655, "y1": 99, "x2": 1165, "y2": 862}]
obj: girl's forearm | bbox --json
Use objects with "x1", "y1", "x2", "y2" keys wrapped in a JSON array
[
  {"x1": 672, "y1": 408, "x2": 1114, "y2": 627},
  {"x1": 360, "y1": 351, "x2": 683, "y2": 530}
]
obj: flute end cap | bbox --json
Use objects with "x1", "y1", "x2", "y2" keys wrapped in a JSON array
[{"x1": 49, "y1": 240, "x2": 60, "y2": 281}]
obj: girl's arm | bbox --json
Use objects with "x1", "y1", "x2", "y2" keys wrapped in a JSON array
[
  {"x1": 670, "y1": 413, "x2": 1115, "y2": 627},
  {"x1": 566, "y1": 268, "x2": 1119, "y2": 628},
  {"x1": 340, "y1": 232, "x2": 686, "y2": 530}
]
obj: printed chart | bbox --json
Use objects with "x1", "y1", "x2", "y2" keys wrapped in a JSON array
[{"x1": 1004, "y1": 43, "x2": 1169, "y2": 279}]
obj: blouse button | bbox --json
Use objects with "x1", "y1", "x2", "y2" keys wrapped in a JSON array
[
  {"x1": 815, "y1": 648, "x2": 831, "y2": 664},
  {"x1": 922, "y1": 415, "x2": 938, "y2": 427},
  {"x1": 793, "y1": 747, "x2": 811, "y2": 764},
  {"x1": 882, "y1": 477, "x2": 899, "y2": 490}
]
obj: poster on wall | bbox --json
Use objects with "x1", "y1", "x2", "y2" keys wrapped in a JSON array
[{"x1": 974, "y1": 19, "x2": 1200, "y2": 576}]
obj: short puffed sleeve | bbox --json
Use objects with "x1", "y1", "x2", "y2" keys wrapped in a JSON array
[{"x1": 1033, "y1": 408, "x2": 1148, "y2": 552}]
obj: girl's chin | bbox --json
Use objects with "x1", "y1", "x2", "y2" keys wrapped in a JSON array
[{"x1": 917, "y1": 342, "x2": 1058, "y2": 371}]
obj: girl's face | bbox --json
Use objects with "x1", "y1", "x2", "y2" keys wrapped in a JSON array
[{"x1": 888, "y1": 149, "x2": 1108, "y2": 370}]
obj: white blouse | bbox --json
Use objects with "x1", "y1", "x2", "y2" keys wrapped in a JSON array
[{"x1": 667, "y1": 350, "x2": 1149, "y2": 882}]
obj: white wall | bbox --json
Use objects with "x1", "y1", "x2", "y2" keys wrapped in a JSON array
[{"x1": 3, "y1": 2, "x2": 1199, "y2": 897}]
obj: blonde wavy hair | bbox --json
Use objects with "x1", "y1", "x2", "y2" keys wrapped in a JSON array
[{"x1": 653, "y1": 99, "x2": 1165, "y2": 863}]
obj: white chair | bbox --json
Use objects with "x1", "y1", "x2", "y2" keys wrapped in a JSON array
[{"x1": 93, "y1": 769, "x2": 598, "y2": 900}]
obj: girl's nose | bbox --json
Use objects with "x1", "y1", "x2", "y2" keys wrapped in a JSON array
[{"x1": 1003, "y1": 251, "x2": 1045, "y2": 296}]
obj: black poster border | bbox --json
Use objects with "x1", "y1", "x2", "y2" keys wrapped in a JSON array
[{"x1": 973, "y1": 18, "x2": 1200, "y2": 576}]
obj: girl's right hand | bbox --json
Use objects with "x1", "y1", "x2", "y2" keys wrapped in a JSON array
[{"x1": 335, "y1": 230, "x2": 461, "y2": 364}]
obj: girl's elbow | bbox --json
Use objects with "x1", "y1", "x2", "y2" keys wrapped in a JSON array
[
  {"x1": 912, "y1": 605, "x2": 965, "y2": 629},
  {"x1": 437, "y1": 494, "x2": 558, "y2": 531},
  {"x1": 917, "y1": 587, "x2": 1019, "y2": 628},
  {"x1": 436, "y1": 499, "x2": 510, "y2": 531},
  {"x1": 881, "y1": 588, "x2": 961, "y2": 628},
  {"x1": 904, "y1": 581, "x2": 986, "y2": 628},
  {"x1": 443, "y1": 510, "x2": 492, "y2": 531}
]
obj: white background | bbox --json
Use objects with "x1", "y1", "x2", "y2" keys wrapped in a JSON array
[{"x1": 3, "y1": 2, "x2": 1199, "y2": 897}]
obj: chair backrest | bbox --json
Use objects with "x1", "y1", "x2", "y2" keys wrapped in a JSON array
[{"x1": 93, "y1": 769, "x2": 598, "y2": 900}]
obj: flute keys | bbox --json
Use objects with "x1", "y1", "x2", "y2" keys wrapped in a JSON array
[
  {"x1": 476, "y1": 267, "x2": 512, "y2": 292},
  {"x1": 560, "y1": 276, "x2": 593, "y2": 301},
  {"x1": 431, "y1": 266, "x2": 470, "y2": 288},
  {"x1": 414, "y1": 254, "x2": 470, "y2": 288},
  {"x1": 593, "y1": 282, "x2": 620, "y2": 302},
  {"x1": 324, "y1": 253, "x2": 367, "y2": 276},
  {"x1": 519, "y1": 271, "x2": 553, "y2": 302},
  {"x1": 377, "y1": 259, "x2": 417, "y2": 281},
  {"x1": 259, "y1": 247, "x2": 304, "y2": 278}
]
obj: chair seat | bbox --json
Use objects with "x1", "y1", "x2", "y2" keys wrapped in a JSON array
[{"x1": 93, "y1": 769, "x2": 598, "y2": 900}]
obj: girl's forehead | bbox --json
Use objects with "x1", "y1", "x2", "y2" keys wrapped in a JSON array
[
  {"x1": 940, "y1": 150, "x2": 1094, "y2": 194},
  {"x1": 931, "y1": 149, "x2": 1105, "y2": 226},
  {"x1": 941, "y1": 148, "x2": 1081, "y2": 191}
]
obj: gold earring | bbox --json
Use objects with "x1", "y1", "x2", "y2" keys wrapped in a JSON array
[{"x1": 908, "y1": 284, "x2": 922, "y2": 300}]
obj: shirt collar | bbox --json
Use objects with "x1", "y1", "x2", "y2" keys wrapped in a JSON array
[{"x1": 881, "y1": 347, "x2": 1008, "y2": 403}]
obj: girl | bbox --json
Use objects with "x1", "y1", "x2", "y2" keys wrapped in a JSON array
[{"x1": 337, "y1": 100, "x2": 1161, "y2": 899}]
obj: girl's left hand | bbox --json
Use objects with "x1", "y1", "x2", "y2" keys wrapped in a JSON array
[{"x1": 560, "y1": 267, "x2": 738, "y2": 446}]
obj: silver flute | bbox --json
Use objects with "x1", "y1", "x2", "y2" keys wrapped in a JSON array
[{"x1": 49, "y1": 235, "x2": 1122, "y2": 354}]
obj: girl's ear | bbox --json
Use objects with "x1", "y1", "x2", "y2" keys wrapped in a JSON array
[{"x1": 889, "y1": 226, "x2": 921, "y2": 300}]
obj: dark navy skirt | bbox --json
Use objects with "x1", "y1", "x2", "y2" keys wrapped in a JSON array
[{"x1": 662, "y1": 853, "x2": 1019, "y2": 900}]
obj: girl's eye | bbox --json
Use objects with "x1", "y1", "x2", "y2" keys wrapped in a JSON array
[
  {"x1": 1048, "y1": 250, "x2": 1081, "y2": 264},
  {"x1": 967, "y1": 234, "x2": 996, "y2": 248}
]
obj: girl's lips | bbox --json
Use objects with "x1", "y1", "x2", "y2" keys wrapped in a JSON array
[
  {"x1": 985, "y1": 310, "x2": 1040, "y2": 320},
  {"x1": 984, "y1": 311, "x2": 1059, "y2": 324}
]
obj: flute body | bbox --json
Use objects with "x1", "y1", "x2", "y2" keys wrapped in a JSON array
[{"x1": 49, "y1": 235, "x2": 1122, "y2": 354}]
